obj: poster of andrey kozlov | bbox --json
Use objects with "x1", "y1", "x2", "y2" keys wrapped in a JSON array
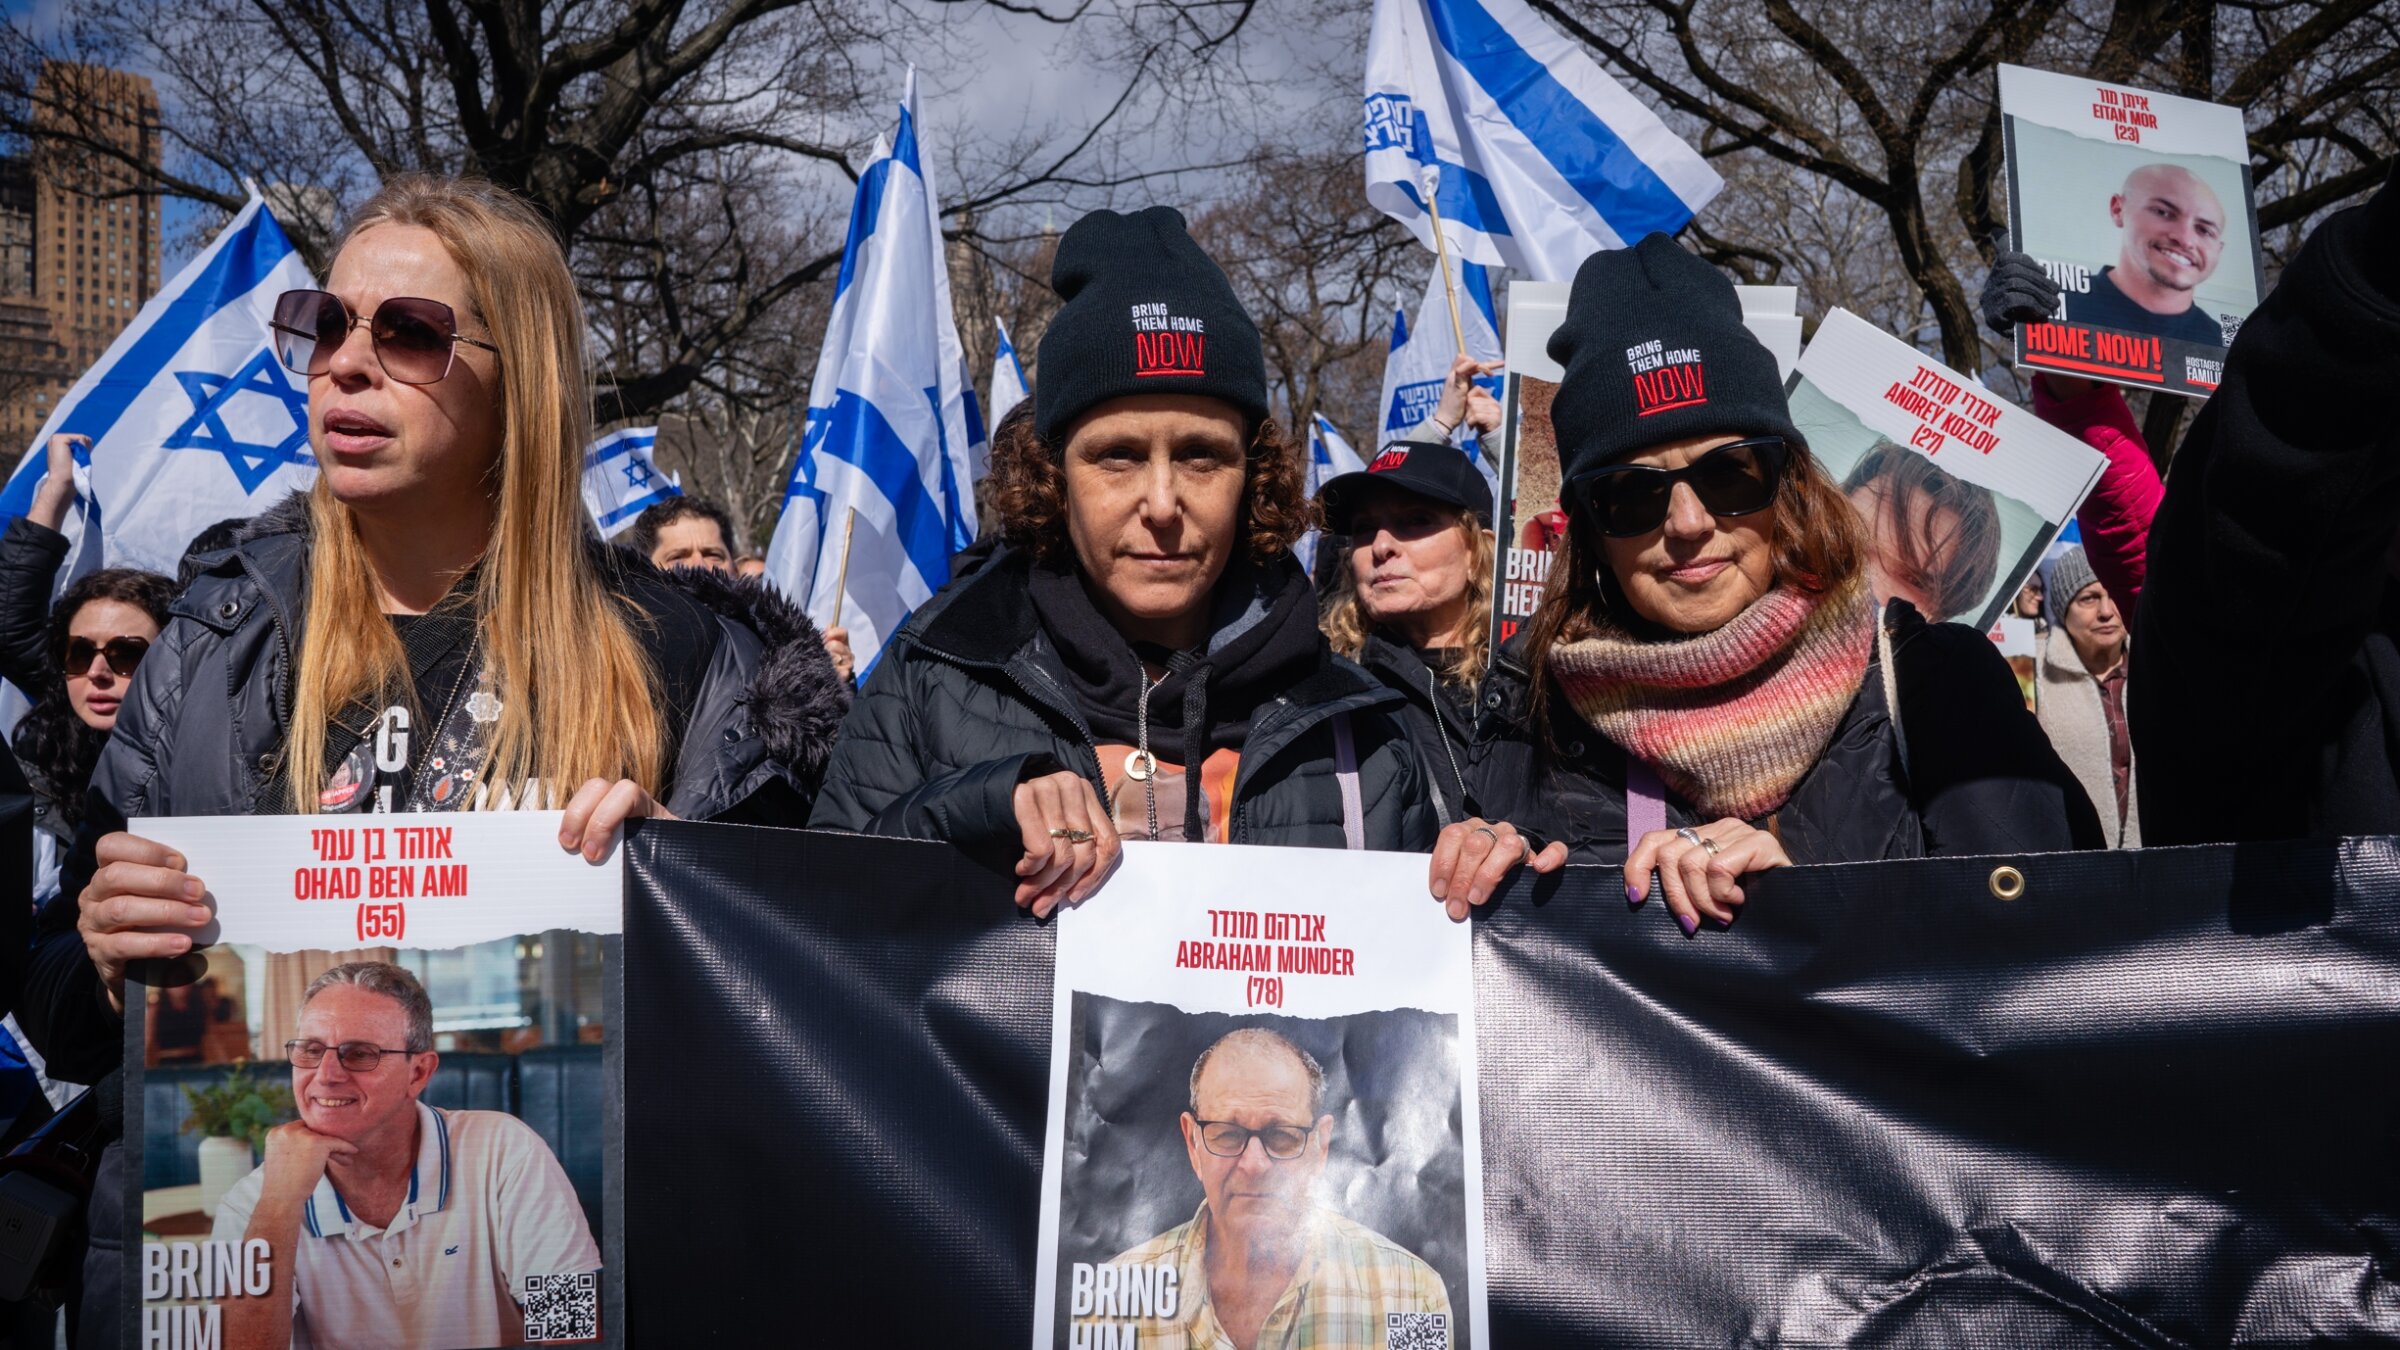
[
  {"x1": 1033, "y1": 844, "x2": 1485, "y2": 1350},
  {"x1": 127, "y1": 812, "x2": 624, "y2": 1350}
]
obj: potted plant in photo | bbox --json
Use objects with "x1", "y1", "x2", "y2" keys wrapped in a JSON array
[{"x1": 181, "y1": 1062, "x2": 295, "y2": 1218}]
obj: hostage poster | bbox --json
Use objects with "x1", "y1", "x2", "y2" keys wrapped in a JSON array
[
  {"x1": 1999, "y1": 63, "x2": 2265, "y2": 398},
  {"x1": 124, "y1": 812, "x2": 623, "y2": 1349},
  {"x1": 1033, "y1": 843, "x2": 1484, "y2": 1350},
  {"x1": 1790, "y1": 308, "x2": 2107, "y2": 632}
]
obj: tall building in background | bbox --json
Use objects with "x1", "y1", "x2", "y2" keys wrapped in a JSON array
[{"x1": 0, "y1": 63, "x2": 163, "y2": 450}]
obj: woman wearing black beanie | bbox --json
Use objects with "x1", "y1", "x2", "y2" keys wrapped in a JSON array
[
  {"x1": 811, "y1": 206, "x2": 1439, "y2": 913},
  {"x1": 1447, "y1": 234, "x2": 2099, "y2": 936}
]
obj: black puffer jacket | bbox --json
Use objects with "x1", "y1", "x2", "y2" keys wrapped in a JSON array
[
  {"x1": 810, "y1": 547, "x2": 1439, "y2": 856},
  {"x1": 1353, "y1": 632, "x2": 1482, "y2": 826},
  {"x1": 1469, "y1": 601, "x2": 2103, "y2": 863},
  {"x1": 0, "y1": 516, "x2": 84, "y2": 857},
  {"x1": 16, "y1": 491, "x2": 849, "y2": 1346},
  {"x1": 2133, "y1": 169, "x2": 2400, "y2": 844}
]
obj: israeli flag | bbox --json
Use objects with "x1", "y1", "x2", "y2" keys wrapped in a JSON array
[
  {"x1": 1378, "y1": 258, "x2": 1505, "y2": 512},
  {"x1": 582, "y1": 426, "x2": 680, "y2": 539},
  {"x1": 0, "y1": 194, "x2": 318, "y2": 579},
  {"x1": 766, "y1": 70, "x2": 979, "y2": 674},
  {"x1": 1297, "y1": 412, "x2": 1368, "y2": 574},
  {"x1": 988, "y1": 316, "x2": 1031, "y2": 432},
  {"x1": 1363, "y1": 0, "x2": 1723, "y2": 281}
]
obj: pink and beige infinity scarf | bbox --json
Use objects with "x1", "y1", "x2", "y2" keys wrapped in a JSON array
[{"x1": 1549, "y1": 575, "x2": 1876, "y2": 821}]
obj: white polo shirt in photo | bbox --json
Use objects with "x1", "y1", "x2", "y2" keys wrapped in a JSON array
[{"x1": 212, "y1": 1101, "x2": 601, "y2": 1348}]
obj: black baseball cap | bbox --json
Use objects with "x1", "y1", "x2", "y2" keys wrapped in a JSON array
[{"x1": 1317, "y1": 439, "x2": 1493, "y2": 533}]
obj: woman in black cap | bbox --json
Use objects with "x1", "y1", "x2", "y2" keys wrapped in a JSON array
[
  {"x1": 1447, "y1": 234, "x2": 2098, "y2": 936},
  {"x1": 811, "y1": 206, "x2": 1438, "y2": 915},
  {"x1": 1317, "y1": 438, "x2": 1497, "y2": 825}
]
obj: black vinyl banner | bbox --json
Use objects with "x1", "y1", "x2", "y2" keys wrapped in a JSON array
[{"x1": 625, "y1": 823, "x2": 2400, "y2": 1346}]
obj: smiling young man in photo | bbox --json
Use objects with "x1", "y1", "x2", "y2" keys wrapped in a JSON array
[
  {"x1": 212, "y1": 962, "x2": 597, "y2": 1349},
  {"x1": 2063, "y1": 163, "x2": 2231, "y2": 346}
]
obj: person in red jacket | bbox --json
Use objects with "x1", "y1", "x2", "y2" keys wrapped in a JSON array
[{"x1": 1981, "y1": 252, "x2": 2164, "y2": 619}]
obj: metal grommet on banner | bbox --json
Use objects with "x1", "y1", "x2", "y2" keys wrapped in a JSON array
[{"x1": 1988, "y1": 865, "x2": 2026, "y2": 901}]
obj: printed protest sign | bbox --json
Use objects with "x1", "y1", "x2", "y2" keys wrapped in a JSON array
[
  {"x1": 1792, "y1": 308, "x2": 2108, "y2": 631},
  {"x1": 1033, "y1": 843, "x2": 1484, "y2": 1349},
  {"x1": 1999, "y1": 64, "x2": 2264, "y2": 399},
  {"x1": 127, "y1": 812, "x2": 621, "y2": 1350}
]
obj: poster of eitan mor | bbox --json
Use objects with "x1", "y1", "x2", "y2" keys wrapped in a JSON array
[
  {"x1": 126, "y1": 813, "x2": 623, "y2": 1350},
  {"x1": 1999, "y1": 63, "x2": 2265, "y2": 399},
  {"x1": 1033, "y1": 843, "x2": 1484, "y2": 1350}
]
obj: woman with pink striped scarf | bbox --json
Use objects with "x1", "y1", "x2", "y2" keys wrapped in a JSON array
[{"x1": 1426, "y1": 236, "x2": 2102, "y2": 937}]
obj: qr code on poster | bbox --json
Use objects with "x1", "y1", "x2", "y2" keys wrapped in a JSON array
[
  {"x1": 523, "y1": 1271, "x2": 600, "y2": 1342},
  {"x1": 1386, "y1": 1311, "x2": 1449, "y2": 1350}
]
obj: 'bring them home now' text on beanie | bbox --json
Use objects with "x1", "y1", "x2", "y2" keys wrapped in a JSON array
[
  {"x1": 1034, "y1": 206, "x2": 1269, "y2": 443},
  {"x1": 1546, "y1": 232, "x2": 1800, "y2": 485}
]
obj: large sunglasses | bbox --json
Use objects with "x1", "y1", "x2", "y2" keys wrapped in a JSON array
[
  {"x1": 64, "y1": 635, "x2": 148, "y2": 678},
  {"x1": 270, "y1": 289, "x2": 500, "y2": 386},
  {"x1": 1565, "y1": 437, "x2": 1789, "y2": 538}
]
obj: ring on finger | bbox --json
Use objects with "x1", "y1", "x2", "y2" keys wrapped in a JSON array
[
  {"x1": 1472, "y1": 825, "x2": 1500, "y2": 844},
  {"x1": 1047, "y1": 828, "x2": 1095, "y2": 844}
]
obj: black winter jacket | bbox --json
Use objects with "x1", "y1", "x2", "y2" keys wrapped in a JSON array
[
  {"x1": 810, "y1": 547, "x2": 1440, "y2": 856},
  {"x1": 0, "y1": 516, "x2": 83, "y2": 855},
  {"x1": 19, "y1": 490, "x2": 849, "y2": 1082},
  {"x1": 16, "y1": 492, "x2": 849, "y2": 1346},
  {"x1": 1353, "y1": 633, "x2": 1481, "y2": 825},
  {"x1": 2133, "y1": 170, "x2": 2400, "y2": 845},
  {"x1": 1469, "y1": 601, "x2": 2103, "y2": 863}
]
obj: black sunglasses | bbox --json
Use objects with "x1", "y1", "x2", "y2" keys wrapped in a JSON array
[
  {"x1": 1565, "y1": 438, "x2": 1789, "y2": 538},
  {"x1": 270, "y1": 289, "x2": 500, "y2": 386},
  {"x1": 64, "y1": 635, "x2": 148, "y2": 678}
]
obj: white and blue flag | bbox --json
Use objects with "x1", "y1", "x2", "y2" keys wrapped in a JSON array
[
  {"x1": 582, "y1": 425, "x2": 679, "y2": 539},
  {"x1": 0, "y1": 194, "x2": 318, "y2": 579},
  {"x1": 1378, "y1": 258, "x2": 1504, "y2": 510},
  {"x1": 988, "y1": 316, "x2": 1031, "y2": 432},
  {"x1": 766, "y1": 70, "x2": 979, "y2": 674},
  {"x1": 1363, "y1": 0, "x2": 1723, "y2": 281},
  {"x1": 1297, "y1": 411, "x2": 1369, "y2": 574}
]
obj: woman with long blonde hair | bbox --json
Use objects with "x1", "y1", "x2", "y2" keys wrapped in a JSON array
[
  {"x1": 20, "y1": 173, "x2": 842, "y2": 1342},
  {"x1": 1315, "y1": 436, "x2": 1497, "y2": 825}
]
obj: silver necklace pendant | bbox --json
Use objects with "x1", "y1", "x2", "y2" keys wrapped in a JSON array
[
  {"x1": 1123, "y1": 748, "x2": 1158, "y2": 783},
  {"x1": 465, "y1": 690, "x2": 503, "y2": 724}
]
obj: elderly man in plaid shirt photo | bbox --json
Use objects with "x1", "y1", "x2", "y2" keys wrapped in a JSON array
[{"x1": 1100, "y1": 1028, "x2": 1454, "y2": 1350}]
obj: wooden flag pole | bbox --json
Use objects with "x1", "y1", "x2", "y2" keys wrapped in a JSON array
[
  {"x1": 1419, "y1": 165, "x2": 1471, "y2": 356},
  {"x1": 831, "y1": 508, "x2": 857, "y2": 629}
]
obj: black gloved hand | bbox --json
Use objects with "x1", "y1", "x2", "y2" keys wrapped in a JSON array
[{"x1": 1979, "y1": 249, "x2": 2062, "y2": 337}]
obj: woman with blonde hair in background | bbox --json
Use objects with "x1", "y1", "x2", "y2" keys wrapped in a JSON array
[
  {"x1": 1317, "y1": 436, "x2": 1497, "y2": 824},
  {"x1": 16, "y1": 173, "x2": 844, "y2": 1344}
]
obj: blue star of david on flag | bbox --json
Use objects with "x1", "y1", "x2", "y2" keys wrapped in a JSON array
[
  {"x1": 623, "y1": 458, "x2": 655, "y2": 489},
  {"x1": 163, "y1": 348, "x2": 315, "y2": 493}
]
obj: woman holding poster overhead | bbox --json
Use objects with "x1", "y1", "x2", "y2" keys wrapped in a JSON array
[
  {"x1": 811, "y1": 207, "x2": 1438, "y2": 912},
  {"x1": 17, "y1": 173, "x2": 844, "y2": 1344},
  {"x1": 1444, "y1": 235, "x2": 2098, "y2": 936}
]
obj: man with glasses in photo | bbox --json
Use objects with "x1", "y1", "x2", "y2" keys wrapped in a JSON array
[
  {"x1": 210, "y1": 961, "x2": 597, "y2": 1349},
  {"x1": 1098, "y1": 1027, "x2": 1452, "y2": 1349}
]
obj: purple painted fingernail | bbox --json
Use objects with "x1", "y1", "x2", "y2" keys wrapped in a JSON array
[
  {"x1": 1627, "y1": 883, "x2": 1645, "y2": 907},
  {"x1": 1677, "y1": 912, "x2": 1698, "y2": 937}
]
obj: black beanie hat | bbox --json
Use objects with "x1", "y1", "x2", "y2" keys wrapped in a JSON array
[
  {"x1": 1546, "y1": 233, "x2": 1800, "y2": 485},
  {"x1": 1034, "y1": 206, "x2": 1269, "y2": 443}
]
